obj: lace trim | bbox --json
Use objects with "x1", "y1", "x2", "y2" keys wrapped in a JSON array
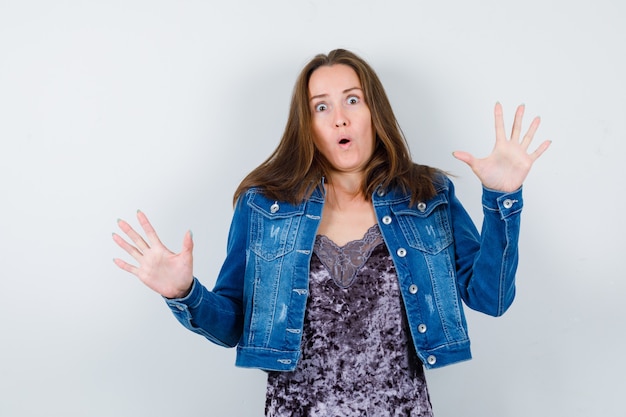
[{"x1": 314, "y1": 224, "x2": 384, "y2": 288}]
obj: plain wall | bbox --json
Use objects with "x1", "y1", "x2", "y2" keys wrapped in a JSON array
[{"x1": 1, "y1": 0, "x2": 624, "y2": 416}]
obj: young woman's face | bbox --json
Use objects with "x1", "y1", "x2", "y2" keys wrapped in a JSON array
[{"x1": 308, "y1": 64, "x2": 375, "y2": 176}]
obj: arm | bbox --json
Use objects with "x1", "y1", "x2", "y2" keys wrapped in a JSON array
[
  {"x1": 451, "y1": 181, "x2": 523, "y2": 316},
  {"x1": 165, "y1": 196, "x2": 249, "y2": 347},
  {"x1": 113, "y1": 197, "x2": 249, "y2": 347},
  {"x1": 451, "y1": 103, "x2": 550, "y2": 315}
]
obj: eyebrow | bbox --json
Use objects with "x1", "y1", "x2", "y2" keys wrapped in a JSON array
[{"x1": 309, "y1": 87, "x2": 363, "y2": 102}]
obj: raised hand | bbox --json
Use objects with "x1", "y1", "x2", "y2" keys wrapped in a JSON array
[
  {"x1": 113, "y1": 210, "x2": 194, "y2": 299},
  {"x1": 452, "y1": 102, "x2": 551, "y2": 192}
]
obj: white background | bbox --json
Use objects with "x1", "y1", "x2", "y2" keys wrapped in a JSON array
[{"x1": 1, "y1": 0, "x2": 624, "y2": 416}]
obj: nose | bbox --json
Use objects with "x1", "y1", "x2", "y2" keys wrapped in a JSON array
[{"x1": 333, "y1": 108, "x2": 348, "y2": 127}]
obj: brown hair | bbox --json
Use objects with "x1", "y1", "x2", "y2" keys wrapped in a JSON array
[{"x1": 233, "y1": 49, "x2": 440, "y2": 206}]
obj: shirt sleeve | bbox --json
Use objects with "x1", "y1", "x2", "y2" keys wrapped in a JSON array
[
  {"x1": 163, "y1": 195, "x2": 250, "y2": 347},
  {"x1": 452, "y1": 181, "x2": 523, "y2": 317}
]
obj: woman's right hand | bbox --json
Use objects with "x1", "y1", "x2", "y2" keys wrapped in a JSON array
[{"x1": 113, "y1": 210, "x2": 194, "y2": 299}]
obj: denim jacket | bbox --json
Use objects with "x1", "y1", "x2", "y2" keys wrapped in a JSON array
[{"x1": 165, "y1": 176, "x2": 523, "y2": 371}]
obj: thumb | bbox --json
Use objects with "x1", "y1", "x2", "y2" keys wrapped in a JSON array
[
  {"x1": 182, "y1": 230, "x2": 194, "y2": 254},
  {"x1": 452, "y1": 151, "x2": 475, "y2": 166}
]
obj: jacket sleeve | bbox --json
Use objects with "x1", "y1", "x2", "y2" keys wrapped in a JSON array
[
  {"x1": 163, "y1": 195, "x2": 249, "y2": 347},
  {"x1": 450, "y1": 180, "x2": 523, "y2": 317}
]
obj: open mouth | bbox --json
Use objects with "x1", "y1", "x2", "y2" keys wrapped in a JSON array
[{"x1": 339, "y1": 138, "x2": 350, "y2": 145}]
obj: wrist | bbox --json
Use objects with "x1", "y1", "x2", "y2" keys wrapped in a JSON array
[{"x1": 164, "y1": 280, "x2": 194, "y2": 300}]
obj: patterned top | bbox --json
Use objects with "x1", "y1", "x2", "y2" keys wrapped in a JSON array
[{"x1": 265, "y1": 225, "x2": 433, "y2": 417}]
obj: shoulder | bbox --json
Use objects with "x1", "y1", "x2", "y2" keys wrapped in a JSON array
[
  {"x1": 406, "y1": 169, "x2": 454, "y2": 196},
  {"x1": 376, "y1": 172, "x2": 453, "y2": 207},
  {"x1": 431, "y1": 171, "x2": 452, "y2": 192}
]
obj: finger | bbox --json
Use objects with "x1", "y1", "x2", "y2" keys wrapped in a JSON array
[
  {"x1": 511, "y1": 104, "x2": 525, "y2": 142},
  {"x1": 530, "y1": 139, "x2": 552, "y2": 161},
  {"x1": 452, "y1": 150, "x2": 476, "y2": 167},
  {"x1": 113, "y1": 257, "x2": 139, "y2": 276},
  {"x1": 521, "y1": 116, "x2": 541, "y2": 149},
  {"x1": 117, "y1": 218, "x2": 150, "y2": 251},
  {"x1": 494, "y1": 102, "x2": 506, "y2": 143},
  {"x1": 136, "y1": 210, "x2": 164, "y2": 247},
  {"x1": 112, "y1": 232, "x2": 143, "y2": 260}
]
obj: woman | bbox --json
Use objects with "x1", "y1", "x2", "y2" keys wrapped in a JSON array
[{"x1": 113, "y1": 49, "x2": 550, "y2": 416}]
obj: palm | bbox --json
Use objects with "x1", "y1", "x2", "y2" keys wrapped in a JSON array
[
  {"x1": 113, "y1": 211, "x2": 194, "y2": 299},
  {"x1": 453, "y1": 103, "x2": 551, "y2": 192}
]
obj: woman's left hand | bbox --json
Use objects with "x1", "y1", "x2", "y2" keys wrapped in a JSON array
[{"x1": 452, "y1": 102, "x2": 551, "y2": 192}]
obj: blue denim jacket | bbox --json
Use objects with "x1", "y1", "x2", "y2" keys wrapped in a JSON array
[{"x1": 165, "y1": 176, "x2": 523, "y2": 371}]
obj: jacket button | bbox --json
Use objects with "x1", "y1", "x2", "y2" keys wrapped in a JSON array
[
  {"x1": 397, "y1": 248, "x2": 407, "y2": 257},
  {"x1": 409, "y1": 284, "x2": 418, "y2": 294},
  {"x1": 270, "y1": 202, "x2": 280, "y2": 213},
  {"x1": 417, "y1": 202, "x2": 426, "y2": 212},
  {"x1": 502, "y1": 199, "x2": 514, "y2": 209},
  {"x1": 382, "y1": 215, "x2": 392, "y2": 225},
  {"x1": 427, "y1": 355, "x2": 437, "y2": 365},
  {"x1": 377, "y1": 189, "x2": 386, "y2": 197},
  {"x1": 418, "y1": 324, "x2": 427, "y2": 333}
]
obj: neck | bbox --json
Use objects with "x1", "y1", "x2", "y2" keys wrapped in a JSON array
[{"x1": 325, "y1": 172, "x2": 367, "y2": 209}]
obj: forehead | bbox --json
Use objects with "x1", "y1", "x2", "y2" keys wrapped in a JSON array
[{"x1": 308, "y1": 64, "x2": 362, "y2": 97}]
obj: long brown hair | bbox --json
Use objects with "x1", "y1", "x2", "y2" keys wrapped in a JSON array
[{"x1": 234, "y1": 49, "x2": 439, "y2": 206}]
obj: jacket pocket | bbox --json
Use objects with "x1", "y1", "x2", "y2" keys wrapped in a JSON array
[
  {"x1": 248, "y1": 194, "x2": 304, "y2": 261},
  {"x1": 392, "y1": 194, "x2": 453, "y2": 254}
]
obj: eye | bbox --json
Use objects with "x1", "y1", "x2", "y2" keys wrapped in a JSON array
[
  {"x1": 314, "y1": 103, "x2": 328, "y2": 112},
  {"x1": 347, "y1": 95, "x2": 360, "y2": 105}
]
